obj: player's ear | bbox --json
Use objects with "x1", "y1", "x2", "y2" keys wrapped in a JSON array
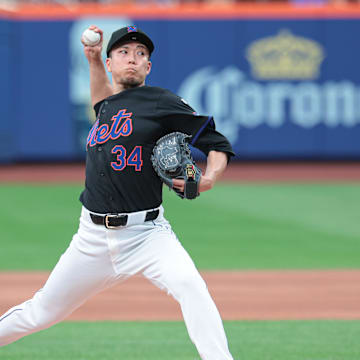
[
  {"x1": 146, "y1": 60, "x2": 152, "y2": 75},
  {"x1": 105, "y1": 57, "x2": 112, "y2": 72}
]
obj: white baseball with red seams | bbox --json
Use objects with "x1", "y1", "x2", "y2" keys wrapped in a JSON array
[{"x1": 82, "y1": 29, "x2": 101, "y2": 46}]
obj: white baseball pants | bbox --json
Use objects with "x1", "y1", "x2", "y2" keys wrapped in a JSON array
[{"x1": 0, "y1": 206, "x2": 233, "y2": 360}]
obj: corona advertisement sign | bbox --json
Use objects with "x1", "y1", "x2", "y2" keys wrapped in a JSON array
[{"x1": 1, "y1": 8, "x2": 360, "y2": 161}]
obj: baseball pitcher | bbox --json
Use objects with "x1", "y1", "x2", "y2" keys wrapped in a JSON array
[{"x1": 0, "y1": 25, "x2": 235, "y2": 359}]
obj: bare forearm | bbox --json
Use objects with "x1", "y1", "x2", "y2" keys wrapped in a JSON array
[
  {"x1": 89, "y1": 57, "x2": 113, "y2": 107},
  {"x1": 82, "y1": 26, "x2": 113, "y2": 107},
  {"x1": 204, "y1": 150, "x2": 227, "y2": 182},
  {"x1": 198, "y1": 151, "x2": 228, "y2": 192}
]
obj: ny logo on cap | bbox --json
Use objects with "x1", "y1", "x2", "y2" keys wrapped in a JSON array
[{"x1": 127, "y1": 26, "x2": 137, "y2": 33}]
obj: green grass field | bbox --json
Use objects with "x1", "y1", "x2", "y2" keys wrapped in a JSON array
[
  {"x1": 0, "y1": 183, "x2": 359, "y2": 270},
  {"x1": 0, "y1": 182, "x2": 359, "y2": 359},
  {"x1": 1, "y1": 321, "x2": 360, "y2": 360}
]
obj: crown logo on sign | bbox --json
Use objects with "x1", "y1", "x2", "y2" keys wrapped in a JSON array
[{"x1": 246, "y1": 30, "x2": 325, "y2": 80}]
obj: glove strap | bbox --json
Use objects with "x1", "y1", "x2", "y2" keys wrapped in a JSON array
[{"x1": 184, "y1": 164, "x2": 200, "y2": 199}]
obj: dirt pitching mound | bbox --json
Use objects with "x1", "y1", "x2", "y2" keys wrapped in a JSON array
[{"x1": 1, "y1": 270, "x2": 360, "y2": 321}]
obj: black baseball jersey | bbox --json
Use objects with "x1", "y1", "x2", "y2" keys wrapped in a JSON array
[{"x1": 79, "y1": 86, "x2": 234, "y2": 214}]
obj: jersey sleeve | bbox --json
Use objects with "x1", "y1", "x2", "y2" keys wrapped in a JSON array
[
  {"x1": 94, "y1": 99, "x2": 105, "y2": 117},
  {"x1": 156, "y1": 90, "x2": 211, "y2": 137},
  {"x1": 190, "y1": 120, "x2": 235, "y2": 159},
  {"x1": 156, "y1": 90, "x2": 235, "y2": 159}
]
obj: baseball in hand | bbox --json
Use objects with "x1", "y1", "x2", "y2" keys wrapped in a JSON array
[{"x1": 82, "y1": 28, "x2": 101, "y2": 46}]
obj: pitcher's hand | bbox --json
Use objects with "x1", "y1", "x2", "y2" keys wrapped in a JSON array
[
  {"x1": 173, "y1": 176, "x2": 214, "y2": 194},
  {"x1": 82, "y1": 25, "x2": 103, "y2": 62}
]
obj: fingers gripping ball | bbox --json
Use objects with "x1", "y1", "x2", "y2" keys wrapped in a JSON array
[
  {"x1": 82, "y1": 29, "x2": 101, "y2": 46},
  {"x1": 151, "y1": 132, "x2": 202, "y2": 199}
]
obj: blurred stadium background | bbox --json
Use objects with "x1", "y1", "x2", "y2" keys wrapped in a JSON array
[
  {"x1": 1, "y1": 0, "x2": 360, "y2": 163},
  {"x1": 0, "y1": 1, "x2": 360, "y2": 359}
]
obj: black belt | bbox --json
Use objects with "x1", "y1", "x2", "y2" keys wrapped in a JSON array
[{"x1": 90, "y1": 209, "x2": 159, "y2": 229}]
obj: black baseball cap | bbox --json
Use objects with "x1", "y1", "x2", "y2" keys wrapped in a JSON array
[{"x1": 106, "y1": 26, "x2": 154, "y2": 57}]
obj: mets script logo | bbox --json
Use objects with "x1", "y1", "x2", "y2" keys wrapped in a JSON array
[
  {"x1": 86, "y1": 108, "x2": 143, "y2": 172},
  {"x1": 86, "y1": 109, "x2": 133, "y2": 148}
]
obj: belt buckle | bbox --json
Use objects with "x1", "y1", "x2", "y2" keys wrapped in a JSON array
[{"x1": 104, "y1": 214, "x2": 125, "y2": 229}]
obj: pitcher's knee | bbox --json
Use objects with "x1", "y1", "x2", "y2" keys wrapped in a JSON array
[{"x1": 34, "y1": 308, "x2": 61, "y2": 330}]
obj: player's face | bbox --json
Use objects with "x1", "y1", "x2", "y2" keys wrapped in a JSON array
[{"x1": 106, "y1": 41, "x2": 152, "y2": 90}]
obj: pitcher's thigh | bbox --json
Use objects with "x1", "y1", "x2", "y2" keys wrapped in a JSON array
[
  {"x1": 142, "y1": 231, "x2": 207, "y2": 299},
  {"x1": 36, "y1": 239, "x2": 115, "y2": 320}
]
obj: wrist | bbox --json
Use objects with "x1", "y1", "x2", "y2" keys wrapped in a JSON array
[
  {"x1": 88, "y1": 55, "x2": 103, "y2": 64},
  {"x1": 203, "y1": 169, "x2": 219, "y2": 184}
]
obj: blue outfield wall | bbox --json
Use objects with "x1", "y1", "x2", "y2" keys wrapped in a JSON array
[
  {"x1": 0, "y1": 19, "x2": 14, "y2": 162},
  {"x1": 1, "y1": 17, "x2": 360, "y2": 162}
]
